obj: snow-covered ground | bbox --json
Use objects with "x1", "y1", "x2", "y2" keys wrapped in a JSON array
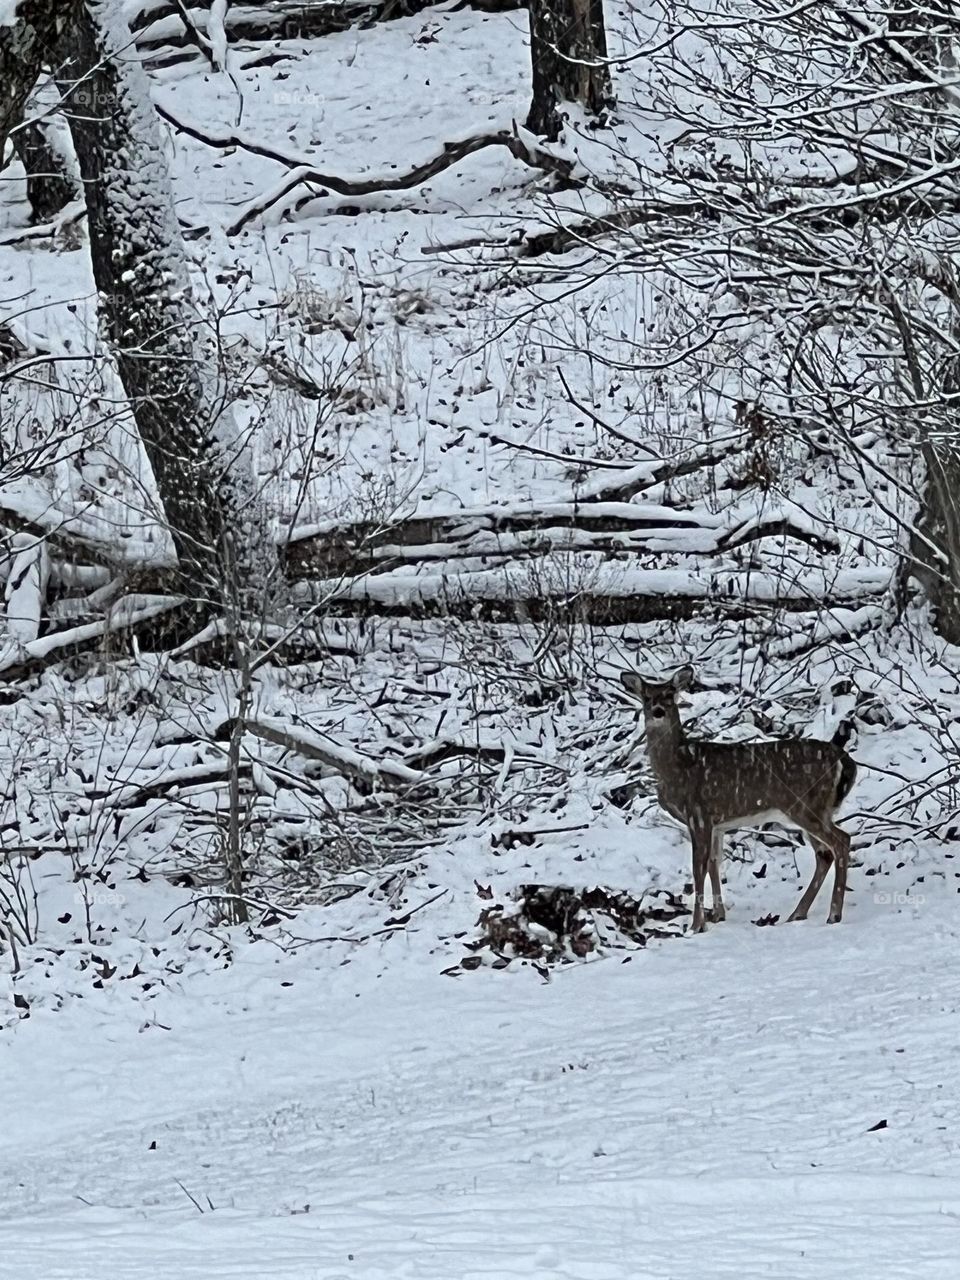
[
  {"x1": 2, "y1": 3, "x2": 960, "y2": 1276},
  {"x1": 3, "y1": 626, "x2": 956, "y2": 1276},
  {"x1": 5, "y1": 894, "x2": 960, "y2": 1279}
]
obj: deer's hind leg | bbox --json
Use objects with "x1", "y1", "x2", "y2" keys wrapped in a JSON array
[
  {"x1": 708, "y1": 829, "x2": 725, "y2": 923},
  {"x1": 826, "y1": 824, "x2": 849, "y2": 924},
  {"x1": 787, "y1": 837, "x2": 833, "y2": 923}
]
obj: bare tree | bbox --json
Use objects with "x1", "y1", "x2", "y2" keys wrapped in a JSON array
[
  {"x1": 526, "y1": 0, "x2": 613, "y2": 139},
  {"x1": 522, "y1": 0, "x2": 960, "y2": 640},
  {"x1": 12, "y1": 114, "x2": 77, "y2": 222},
  {"x1": 55, "y1": 0, "x2": 276, "y2": 623},
  {"x1": 0, "y1": 2, "x2": 65, "y2": 159}
]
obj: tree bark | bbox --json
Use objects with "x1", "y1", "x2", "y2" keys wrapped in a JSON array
[
  {"x1": 910, "y1": 443, "x2": 960, "y2": 643},
  {"x1": 12, "y1": 117, "x2": 77, "y2": 222},
  {"x1": 0, "y1": 2, "x2": 65, "y2": 161},
  {"x1": 57, "y1": 0, "x2": 275, "y2": 621},
  {"x1": 526, "y1": 0, "x2": 613, "y2": 140}
]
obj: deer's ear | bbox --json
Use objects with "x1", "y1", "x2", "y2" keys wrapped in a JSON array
[
  {"x1": 620, "y1": 671, "x2": 644, "y2": 695},
  {"x1": 672, "y1": 665, "x2": 695, "y2": 690}
]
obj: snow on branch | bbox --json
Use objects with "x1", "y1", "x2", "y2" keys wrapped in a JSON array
[
  {"x1": 284, "y1": 497, "x2": 841, "y2": 579},
  {"x1": 153, "y1": 101, "x2": 577, "y2": 233},
  {"x1": 242, "y1": 716, "x2": 428, "y2": 788},
  {"x1": 0, "y1": 594, "x2": 185, "y2": 681}
]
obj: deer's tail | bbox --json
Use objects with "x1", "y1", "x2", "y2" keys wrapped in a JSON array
[{"x1": 834, "y1": 750, "x2": 857, "y2": 807}]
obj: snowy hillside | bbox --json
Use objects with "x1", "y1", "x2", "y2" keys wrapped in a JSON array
[{"x1": 2, "y1": 0, "x2": 960, "y2": 1276}]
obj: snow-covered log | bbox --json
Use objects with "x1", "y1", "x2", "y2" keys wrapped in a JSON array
[
  {"x1": 0, "y1": 594, "x2": 184, "y2": 682},
  {"x1": 283, "y1": 499, "x2": 840, "y2": 579},
  {"x1": 313, "y1": 564, "x2": 891, "y2": 625},
  {"x1": 128, "y1": 0, "x2": 522, "y2": 61}
]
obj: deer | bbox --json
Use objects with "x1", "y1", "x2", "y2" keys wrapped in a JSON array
[{"x1": 620, "y1": 665, "x2": 857, "y2": 934}]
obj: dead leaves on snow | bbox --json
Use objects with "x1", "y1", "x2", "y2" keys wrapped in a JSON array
[{"x1": 443, "y1": 881, "x2": 688, "y2": 977}]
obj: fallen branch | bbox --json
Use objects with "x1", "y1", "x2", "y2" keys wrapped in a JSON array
[
  {"x1": 168, "y1": 615, "x2": 358, "y2": 663},
  {"x1": 400, "y1": 738, "x2": 557, "y2": 771},
  {"x1": 0, "y1": 594, "x2": 187, "y2": 683},
  {"x1": 225, "y1": 129, "x2": 575, "y2": 231},
  {"x1": 741, "y1": 605, "x2": 886, "y2": 662},
  {"x1": 154, "y1": 103, "x2": 576, "y2": 234},
  {"x1": 423, "y1": 205, "x2": 671, "y2": 260},
  {"x1": 100, "y1": 761, "x2": 246, "y2": 814},
  {"x1": 576, "y1": 437, "x2": 754, "y2": 502},
  {"x1": 240, "y1": 716, "x2": 428, "y2": 788},
  {"x1": 556, "y1": 368, "x2": 660, "y2": 457},
  {"x1": 481, "y1": 430, "x2": 636, "y2": 470},
  {"x1": 716, "y1": 517, "x2": 840, "y2": 557}
]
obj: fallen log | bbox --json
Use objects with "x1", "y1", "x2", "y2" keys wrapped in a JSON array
[
  {"x1": 132, "y1": 0, "x2": 523, "y2": 58},
  {"x1": 0, "y1": 594, "x2": 188, "y2": 687},
  {"x1": 283, "y1": 501, "x2": 839, "y2": 578},
  {"x1": 283, "y1": 500, "x2": 715, "y2": 577},
  {"x1": 309, "y1": 564, "x2": 892, "y2": 625}
]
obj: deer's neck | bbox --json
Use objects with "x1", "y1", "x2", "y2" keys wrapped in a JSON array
[{"x1": 644, "y1": 710, "x2": 685, "y2": 777}]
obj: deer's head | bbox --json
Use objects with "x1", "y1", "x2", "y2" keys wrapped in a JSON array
[{"x1": 620, "y1": 665, "x2": 694, "y2": 732}]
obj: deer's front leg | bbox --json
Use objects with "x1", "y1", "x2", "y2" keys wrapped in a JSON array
[{"x1": 690, "y1": 825, "x2": 711, "y2": 933}]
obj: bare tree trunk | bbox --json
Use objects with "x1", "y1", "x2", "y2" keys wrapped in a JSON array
[
  {"x1": 526, "y1": 0, "x2": 613, "y2": 140},
  {"x1": 0, "y1": 3, "x2": 65, "y2": 160},
  {"x1": 57, "y1": 0, "x2": 276, "y2": 621},
  {"x1": 12, "y1": 118, "x2": 77, "y2": 222},
  {"x1": 911, "y1": 444, "x2": 960, "y2": 643},
  {"x1": 223, "y1": 652, "x2": 252, "y2": 926}
]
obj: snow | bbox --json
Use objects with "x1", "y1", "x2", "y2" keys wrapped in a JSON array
[
  {"x1": 1, "y1": 2, "x2": 959, "y2": 1276},
  {"x1": 1, "y1": 621, "x2": 957, "y2": 1277},
  {"x1": 5, "y1": 900, "x2": 960, "y2": 1278}
]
